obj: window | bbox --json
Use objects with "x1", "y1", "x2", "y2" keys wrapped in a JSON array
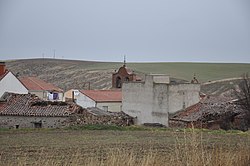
[
  {"x1": 103, "y1": 106, "x2": 108, "y2": 112},
  {"x1": 34, "y1": 122, "x2": 42, "y2": 128}
]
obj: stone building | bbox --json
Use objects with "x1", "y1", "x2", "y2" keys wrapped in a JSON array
[
  {"x1": 122, "y1": 74, "x2": 200, "y2": 127},
  {"x1": 0, "y1": 93, "x2": 80, "y2": 129}
]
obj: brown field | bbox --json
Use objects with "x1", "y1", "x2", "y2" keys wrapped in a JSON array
[
  {"x1": 0, "y1": 127, "x2": 250, "y2": 166},
  {"x1": 6, "y1": 59, "x2": 250, "y2": 93}
]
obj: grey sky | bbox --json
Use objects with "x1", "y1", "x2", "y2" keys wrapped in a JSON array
[{"x1": 0, "y1": 0, "x2": 249, "y2": 62}]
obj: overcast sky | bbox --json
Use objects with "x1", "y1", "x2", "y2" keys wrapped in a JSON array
[{"x1": 0, "y1": 0, "x2": 249, "y2": 62}]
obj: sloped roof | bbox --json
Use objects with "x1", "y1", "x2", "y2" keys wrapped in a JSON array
[
  {"x1": 0, "y1": 70, "x2": 9, "y2": 81},
  {"x1": 80, "y1": 90, "x2": 122, "y2": 102},
  {"x1": 19, "y1": 77, "x2": 63, "y2": 92},
  {"x1": 0, "y1": 93, "x2": 79, "y2": 117}
]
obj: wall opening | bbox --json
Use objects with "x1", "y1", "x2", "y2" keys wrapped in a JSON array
[
  {"x1": 34, "y1": 122, "x2": 42, "y2": 128},
  {"x1": 116, "y1": 76, "x2": 122, "y2": 88},
  {"x1": 125, "y1": 77, "x2": 129, "y2": 82}
]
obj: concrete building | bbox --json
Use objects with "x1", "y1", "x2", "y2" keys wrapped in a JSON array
[
  {"x1": 122, "y1": 74, "x2": 200, "y2": 126},
  {"x1": 0, "y1": 93, "x2": 80, "y2": 129},
  {"x1": 0, "y1": 62, "x2": 28, "y2": 97},
  {"x1": 75, "y1": 90, "x2": 122, "y2": 112},
  {"x1": 19, "y1": 77, "x2": 64, "y2": 101}
]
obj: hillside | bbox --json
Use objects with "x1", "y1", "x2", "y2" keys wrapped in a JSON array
[{"x1": 5, "y1": 58, "x2": 250, "y2": 91}]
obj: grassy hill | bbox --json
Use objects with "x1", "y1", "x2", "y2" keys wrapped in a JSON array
[{"x1": 5, "y1": 58, "x2": 250, "y2": 91}]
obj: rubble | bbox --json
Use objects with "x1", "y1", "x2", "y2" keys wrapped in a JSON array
[
  {"x1": 169, "y1": 96, "x2": 249, "y2": 131},
  {"x1": 68, "y1": 107, "x2": 134, "y2": 126}
]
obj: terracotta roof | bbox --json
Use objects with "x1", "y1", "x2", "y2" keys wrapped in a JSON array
[
  {"x1": 80, "y1": 90, "x2": 122, "y2": 102},
  {"x1": 0, "y1": 93, "x2": 79, "y2": 117},
  {"x1": 19, "y1": 77, "x2": 63, "y2": 92}
]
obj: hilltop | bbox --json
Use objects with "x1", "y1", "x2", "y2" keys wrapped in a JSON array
[{"x1": 5, "y1": 58, "x2": 250, "y2": 92}]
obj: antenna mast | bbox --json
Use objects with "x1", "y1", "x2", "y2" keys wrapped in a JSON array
[{"x1": 123, "y1": 55, "x2": 126, "y2": 67}]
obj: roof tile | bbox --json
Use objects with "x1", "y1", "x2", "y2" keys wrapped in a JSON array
[
  {"x1": 19, "y1": 77, "x2": 62, "y2": 92},
  {"x1": 80, "y1": 90, "x2": 122, "y2": 102}
]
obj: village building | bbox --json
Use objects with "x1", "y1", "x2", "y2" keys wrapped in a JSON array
[
  {"x1": 19, "y1": 76, "x2": 64, "y2": 101},
  {"x1": 0, "y1": 93, "x2": 80, "y2": 129},
  {"x1": 112, "y1": 62, "x2": 141, "y2": 89},
  {"x1": 64, "y1": 89, "x2": 80, "y2": 102},
  {"x1": 75, "y1": 89, "x2": 122, "y2": 112},
  {"x1": 122, "y1": 74, "x2": 201, "y2": 127},
  {"x1": 170, "y1": 96, "x2": 248, "y2": 131},
  {"x1": 0, "y1": 62, "x2": 28, "y2": 97}
]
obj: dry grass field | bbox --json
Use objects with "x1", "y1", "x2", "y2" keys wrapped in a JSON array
[
  {"x1": 0, "y1": 127, "x2": 249, "y2": 166},
  {"x1": 6, "y1": 58, "x2": 250, "y2": 91}
]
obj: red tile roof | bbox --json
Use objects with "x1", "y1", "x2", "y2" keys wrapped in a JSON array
[
  {"x1": 80, "y1": 90, "x2": 122, "y2": 102},
  {"x1": 19, "y1": 77, "x2": 63, "y2": 92}
]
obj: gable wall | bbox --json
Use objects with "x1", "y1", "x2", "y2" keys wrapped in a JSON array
[
  {"x1": 75, "y1": 92, "x2": 96, "y2": 108},
  {"x1": 0, "y1": 72, "x2": 28, "y2": 97}
]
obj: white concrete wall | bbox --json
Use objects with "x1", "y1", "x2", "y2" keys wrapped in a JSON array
[
  {"x1": 122, "y1": 74, "x2": 201, "y2": 126},
  {"x1": 168, "y1": 84, "x2": 200, "y2": 114},
  {"x1": 152, "y1": 74, "x2": 170, "y2": 84},
  {"x1": 75, "y1": 92, "x2": 96, "y2": 108},
  {"x1": 122, "y1": 75, "x2": 169, "y2": 126},
  {"x1": 96, "y1": 102, "x2": 122, "y2": 112},
  {"x1": 0, "y1": 72, "x2": 28, "y2": 97}
]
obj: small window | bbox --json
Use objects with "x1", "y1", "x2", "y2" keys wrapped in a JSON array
[
  {"x1": 34, "y1": 122, "x2": 42, "y2": 128},
  {"x1": 182, "y1": 102, "x2": 186, "y2": 109},
  {"x1": 103, "y1": 106, "x2": 108, "y2": 112},
  {"x1": 15, "y1": 125, "x2": 19, "y2": 129}
]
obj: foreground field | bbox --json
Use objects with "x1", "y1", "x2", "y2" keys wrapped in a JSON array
[{"x1": 0, "y1": 127, "x2": 249, "y2": 166}]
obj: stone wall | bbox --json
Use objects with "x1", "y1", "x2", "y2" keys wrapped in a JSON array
[{"x1": 0, "y1": 116, "x2": 69, "y2": 129}]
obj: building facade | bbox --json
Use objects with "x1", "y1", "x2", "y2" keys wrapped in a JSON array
[
  {"x1": 75, "y1": 90, "x2": 122, "y2": 112},
  {"x1": 0, "y1": 62, "x2": 28, "y2": 97},
  {"x1": 0, "y1": 93, "x2": 79, "y2": 129},
  {"x1": 122, "y1": 74, "x2": 200, "y2": 126},
  {"x1": 112, "y1": 64, "x2": 140, "y2": 89},
  {"x1": 19, "y1": 77, "x2": 64, "y2": 101}
]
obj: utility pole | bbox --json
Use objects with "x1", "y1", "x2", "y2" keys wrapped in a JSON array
[{"x1": 53, "y1": 49, "x2": 56, "y2": 59}]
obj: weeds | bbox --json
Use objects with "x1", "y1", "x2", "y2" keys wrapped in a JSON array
[{"x1": 0, "y1": 127, "x2": 249, "y2": 166}]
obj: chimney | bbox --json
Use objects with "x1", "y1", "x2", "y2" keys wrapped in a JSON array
[{"x1": 0, "y1": 62, "x2": 6, "y2": 76}]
